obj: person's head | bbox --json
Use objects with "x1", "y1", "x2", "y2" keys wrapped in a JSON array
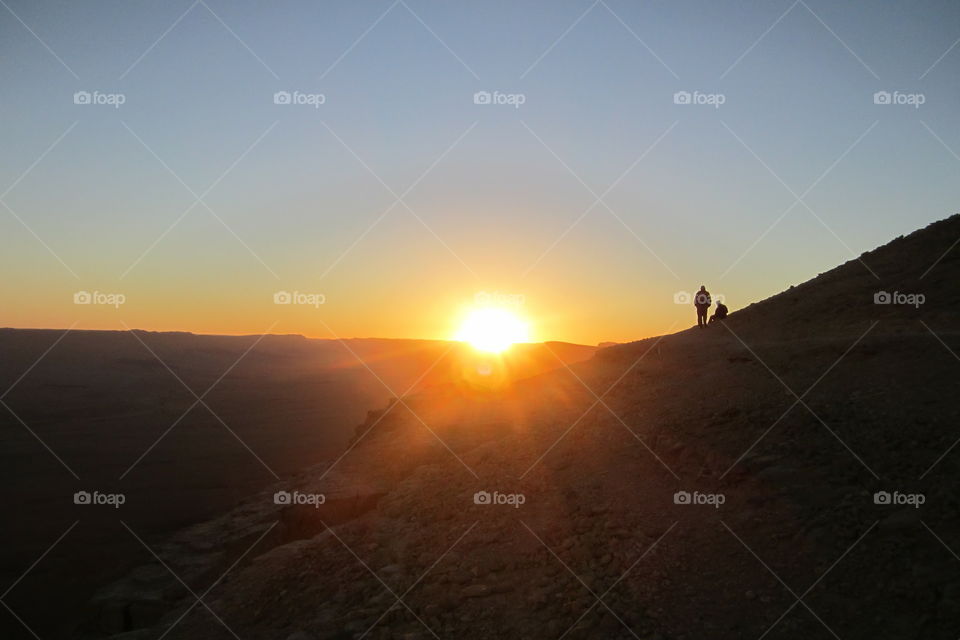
[{"x1": 699, "y1": 285, "x2": 706, "y2": 291}]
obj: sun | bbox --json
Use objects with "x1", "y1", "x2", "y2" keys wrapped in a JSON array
[{"x1": 455, "y1": 308, "x2": 531, "y2": 353}]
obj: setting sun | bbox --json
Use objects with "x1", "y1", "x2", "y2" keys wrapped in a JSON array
[{"x1": 455, "y1": 308, "x2": 531, "y2": 353}]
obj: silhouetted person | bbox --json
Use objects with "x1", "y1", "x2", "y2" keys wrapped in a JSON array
[
  {"x1": 694, "y1": 285, "x2": 711, "y2": 329},
  {"x1": 710, "y1": 301, "x2": 728, "y2": 323}
]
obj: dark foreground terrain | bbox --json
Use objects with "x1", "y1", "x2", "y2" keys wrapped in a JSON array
[{"x1": 0, "y1": 332, "x2": 594, "y2": 639}]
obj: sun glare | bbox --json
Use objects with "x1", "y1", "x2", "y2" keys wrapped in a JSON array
[{"x1": 455, "y1": 308, "x2": 530, "y2": 353}]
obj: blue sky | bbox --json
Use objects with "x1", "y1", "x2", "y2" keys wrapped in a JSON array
[{"x1": 1, "y1": 0, "x2": 958, "y2": 343}]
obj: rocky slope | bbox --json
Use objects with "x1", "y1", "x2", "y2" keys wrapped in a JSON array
[
  {"x1": 0, "y1": 331, "x2": 596, "y2": 639},
  {"x1": 85, "y1": 214, "x2": 960, "y2": 639}
]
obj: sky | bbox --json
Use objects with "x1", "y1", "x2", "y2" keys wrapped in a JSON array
[{"x1": 1, "y1": 0, "x2": 958, "y2": 345}]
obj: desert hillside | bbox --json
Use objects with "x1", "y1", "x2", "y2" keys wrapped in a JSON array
[
  {"x1": 75, "y1": 214, "x2": 960, "y2": 639},
  {"x1": 0, "y1": 331, "x2": 595, "y2": 639}
]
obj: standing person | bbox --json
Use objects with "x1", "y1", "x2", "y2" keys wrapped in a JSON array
[{"x1": 694, "y1": 285, "x2": 711, "y2": 329}]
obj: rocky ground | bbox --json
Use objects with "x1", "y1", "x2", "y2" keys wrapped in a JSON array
[
  {"x1": 0, "y1": 331, "x2": 596, "y2": 639},
  {"x1": 82, "y1": 214, "x2": 960, "y2": 639}
]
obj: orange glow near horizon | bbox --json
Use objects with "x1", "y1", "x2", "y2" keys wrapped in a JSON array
[{"x1": 2, "y1": 278, "x2": 700, "y2": 346}]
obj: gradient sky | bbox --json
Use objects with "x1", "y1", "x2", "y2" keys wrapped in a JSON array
[{"x1": 2, "y1": 0, "x2": 958, "y2": 345}]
